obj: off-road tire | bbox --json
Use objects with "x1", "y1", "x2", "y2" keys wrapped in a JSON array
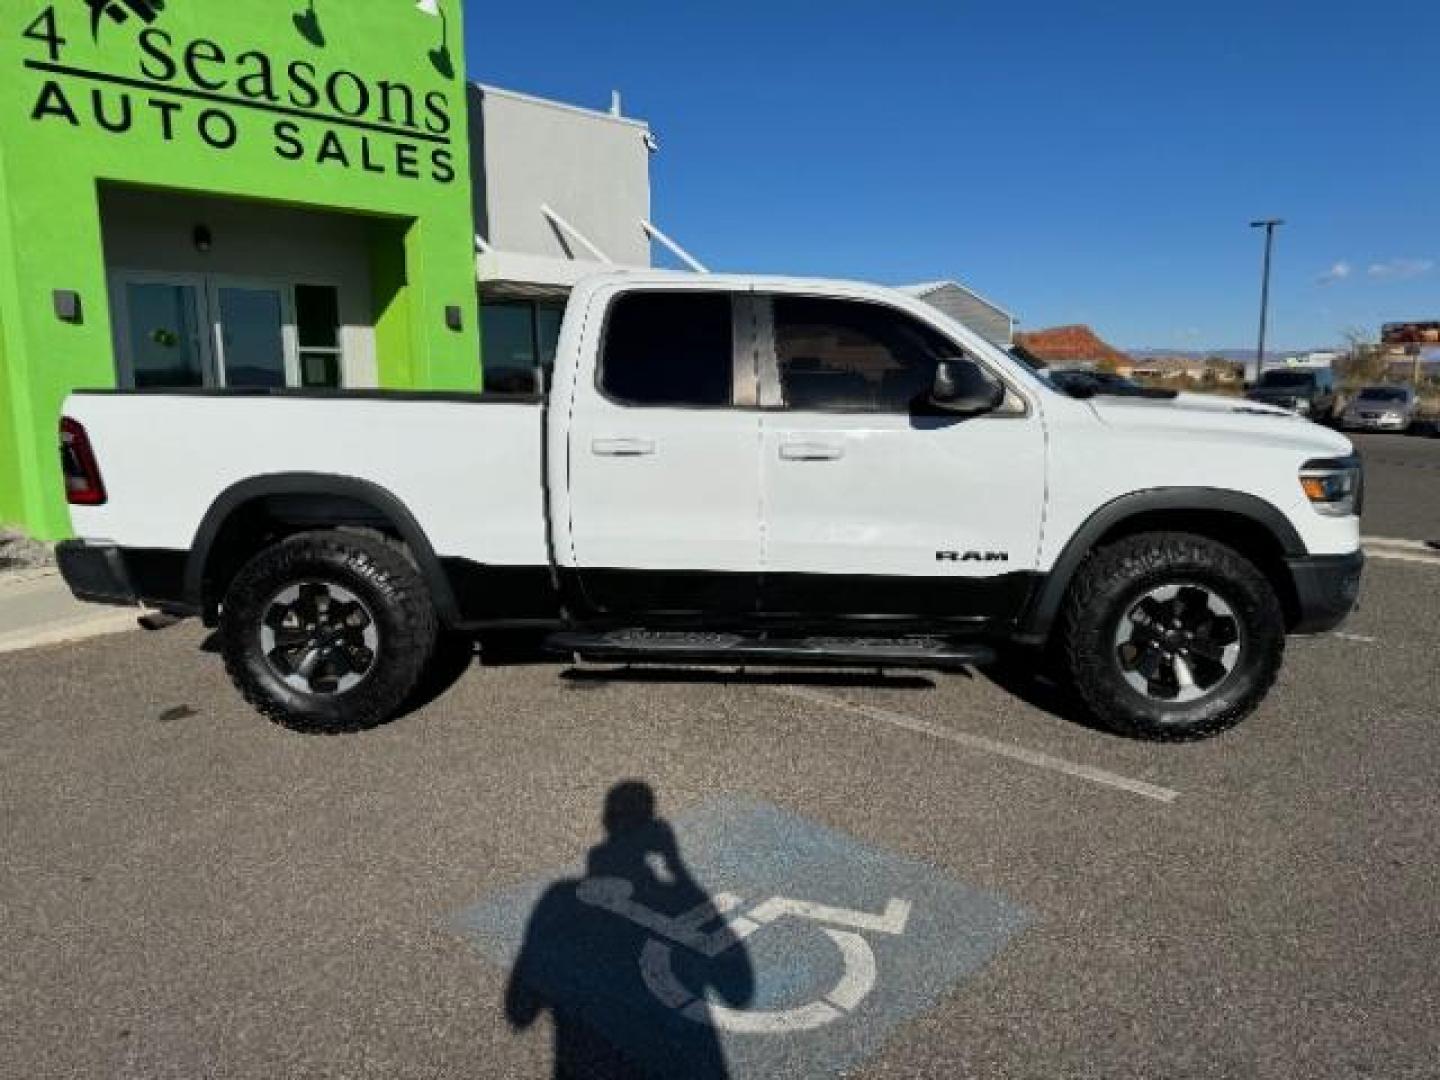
[
  {"x1": 220, "y1": 530, "x2": 438, "y2": 733},
  {"x1": 1059, "y1": 531, "x2": 1285, "y2": 741}
]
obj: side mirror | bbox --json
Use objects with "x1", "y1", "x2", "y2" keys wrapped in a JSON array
[{"x1": 931, "y1": 358, "x2": 1005, "y2": 414}]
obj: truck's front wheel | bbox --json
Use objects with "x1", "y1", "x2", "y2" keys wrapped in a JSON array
[
  {"x1": 1060, "y1": 532, "x2": 1285, "y2": 740},
  {"x1": 220, "y1": 531, "x2": 438, "y2": 733}
]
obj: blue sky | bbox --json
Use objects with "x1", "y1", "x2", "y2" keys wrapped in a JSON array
[{"x1": 466, "y1": 1, "x2": 1439, "y2": 350}]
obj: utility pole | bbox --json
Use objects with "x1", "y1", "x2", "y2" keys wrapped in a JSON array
[{"x1": 1250, "y1": 219, "x2": 1284, "y2": 384}]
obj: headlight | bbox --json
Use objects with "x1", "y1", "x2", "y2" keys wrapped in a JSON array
[
  {"x1": 1294, "y1": 399, "x2": 1312, "y2": 413},
  {"x1": 1300, "y1": 456, "x2": 1363, "y2": 517}
]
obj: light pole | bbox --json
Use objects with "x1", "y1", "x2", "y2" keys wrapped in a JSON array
[{"x1": 1250, "y1": 219, "x2": 1284, "y2": 384}]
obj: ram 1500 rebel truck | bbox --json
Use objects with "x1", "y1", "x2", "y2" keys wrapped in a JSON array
[{"x1": 56, "y1": 273, "x2": 1365, "y2": 740}]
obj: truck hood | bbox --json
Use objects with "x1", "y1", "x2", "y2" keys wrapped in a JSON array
[{"x1": 1085, "y1": 391, "x2": 1354, "y2": 456}]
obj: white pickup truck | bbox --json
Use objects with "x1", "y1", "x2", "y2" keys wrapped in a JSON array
[{"x1": 57, "y1": 272, "x2": 1364, "y2": 740}]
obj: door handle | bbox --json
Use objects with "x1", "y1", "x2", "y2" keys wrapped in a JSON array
[
  {"x1": 592, "y1": 437, "x2": 656, "y2": 457},
  {"x1": 779, "y1": 440, "x2": 844, "y2": 461}
]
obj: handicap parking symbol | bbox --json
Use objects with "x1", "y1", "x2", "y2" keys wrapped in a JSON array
[{"x1": 453, "y1": 789, "x2": 1031, "y2": 1079}]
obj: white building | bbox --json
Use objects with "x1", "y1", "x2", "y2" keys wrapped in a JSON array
[{"x1": 899, "y1": 281, "x2": 1016, "y2": 348}]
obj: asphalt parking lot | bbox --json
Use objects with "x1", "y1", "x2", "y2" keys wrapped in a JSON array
[
  {"x1": 1351, "y1": 430, "x2": 1440, "y2": 542},
  {"x1": 4, "y1": 545, "x2": 1439, "y2": 1078}
]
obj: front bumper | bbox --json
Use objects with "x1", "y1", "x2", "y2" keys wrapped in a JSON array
[
  {"x1": 1287, "y1": 550, "x2": 1364, "y2": 634},
  {"x1": 1341, "y1": 415, "x2": 1409, "y2": 431},
  {"x1": 56, "y1": 541, "x2": 193, "y2": 614}
]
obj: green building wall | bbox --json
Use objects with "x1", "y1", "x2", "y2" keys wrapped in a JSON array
[{"x1": 0, "y1": 0, "x2": 481, "y2": 539}]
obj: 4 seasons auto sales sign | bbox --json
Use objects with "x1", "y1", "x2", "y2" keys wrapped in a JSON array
[{"x1": 18, "y1": 0, "x2": 459, "y2": 185}]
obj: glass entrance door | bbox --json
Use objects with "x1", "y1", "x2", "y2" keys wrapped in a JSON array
[
  {"x1": 119, "y1": 281, "x2": 209, "y2": 388},
  {"x1": 211, "y1": 284, "x2": 292, "y2": 388},
  {"x1": 113, "y1": 274, "x2": 318, "y2": 390}
]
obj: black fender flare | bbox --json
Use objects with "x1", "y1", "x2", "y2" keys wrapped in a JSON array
[
  {"x1": 184, "y1": 472, "x2": 461, "y2": 625},
  {"x1": 1016, "y1": 487, "x2": 1307, "y2": 642}
]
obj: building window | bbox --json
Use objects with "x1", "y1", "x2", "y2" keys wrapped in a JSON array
[
  {"x1": 482, "y1": 300, "x2": 565, "y2": 394},
  {"x1": 295, "y1": 284, "x2": 343, "y2": 388}
]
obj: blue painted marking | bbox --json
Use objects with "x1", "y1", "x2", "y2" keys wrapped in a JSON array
[{"x1": 453, "y1": 795, "x2": 1031, "y2": 1079}]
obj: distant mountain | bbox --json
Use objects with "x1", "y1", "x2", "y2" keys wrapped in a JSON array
[{"x1": 1015, "y1": 325, "x2": 1131, "y2": 366}]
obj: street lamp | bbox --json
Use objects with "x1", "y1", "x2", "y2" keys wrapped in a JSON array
[{"x1": 1250, "y1": 219, "x2": 1284, "y2": 384}]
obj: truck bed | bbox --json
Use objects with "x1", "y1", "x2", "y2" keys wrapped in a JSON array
[{"x1": 65, "y1": 389, "x2": 550, "y2": 572}]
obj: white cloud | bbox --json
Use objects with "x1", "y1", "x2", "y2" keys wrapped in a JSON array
[
  {"x1": 1317, "y1": 261, "x2": 1351, "y2": 285},
  {"x1": 1367, "y1": 257, "x2": 1434, "y2": 280}
]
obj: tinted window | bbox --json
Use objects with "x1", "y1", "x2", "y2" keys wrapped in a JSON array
[
  {"x1": 295, "y1": 284, "x2": 342, "y2": 389},
  {"x1": 295, "y1": 284, "x2": 340, "y2": 348},
  {"x1": 601, "y1": 292, "x2": 733, "y2": 406},
  {"x1": 773, "y1": 296, "x2": 962, "y2": 412},
  {"x1": 482, "y1": 302, "x2": 540, "y2": 394},
  {"x1": 481, "y1": 301, "x2": 565, "y2": 394},
  {"x1": 536, "y1": 305, "x2": 564, "y2": 370},
  {"x1": 1259, "y1": 371, "x2": 1317, "y2": 388},
  {"x1": 1358, "y1": 387, "x2": 1409, "y2": 402}
]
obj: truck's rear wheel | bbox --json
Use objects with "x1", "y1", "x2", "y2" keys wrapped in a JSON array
[
  {"x1": 1060, "y1": 532, "x2": 1284, "y2": 741},
  {"x1": 220, "y1": 531, "x2": 437, "y2": 733}
]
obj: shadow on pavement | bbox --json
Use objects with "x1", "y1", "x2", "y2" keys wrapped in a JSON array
[
  {"x1": 505, "y1": 781, "x2": 754, "y2": 1079},
  {"x1": 397, "y1": 630, "x2": 477, "y2": 716},
  {"x1": 560, "y1": 666, "x2": 937, "y2": 691},
  {"x1": 977, "y1": 652, "x2": 1116, "y2": 736}
]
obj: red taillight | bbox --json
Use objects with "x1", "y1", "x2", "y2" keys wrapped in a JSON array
[{"x1": 60, "y1": 417, "x2": 106, "y2": 506}]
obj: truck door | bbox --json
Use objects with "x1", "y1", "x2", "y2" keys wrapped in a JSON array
[
  {"x1": 561, "y1": 287, "x2": 762, "y2": 620},
  {"x1": 755, "y1": 291, "x2": 1046, "y2": 628}
]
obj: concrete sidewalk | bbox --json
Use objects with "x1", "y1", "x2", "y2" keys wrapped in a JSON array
[{"x1": 0, "y1": 569, "x2": 146, "y2": 655}]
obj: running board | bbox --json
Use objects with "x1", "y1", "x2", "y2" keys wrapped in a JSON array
[{"x1": 543, "y1": 629, "x2": 995, "y2": 670}]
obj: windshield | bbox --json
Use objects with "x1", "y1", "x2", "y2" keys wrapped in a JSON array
[
  {"x1": 1357, "y1": 387, "x2": 1409, "y2": 402},
  {"x1": 1258, "y1": 371, "x2": 1317, "y2": 388}
]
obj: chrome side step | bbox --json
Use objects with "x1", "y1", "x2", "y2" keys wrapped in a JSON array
[{"x1": 543, "y1": 629, "x2": 995, "y2": 670}]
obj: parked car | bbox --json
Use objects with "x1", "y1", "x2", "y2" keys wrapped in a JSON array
[
  {"x1": 1246, "y1": 368, "x2": 1338, "y2": 422},
  {"x1": 1339, "y1": 385, "x2": 1418, "y2": 433},
  {"x1": 57, "y1": 272, "x2": 1364, "y2": 742}
]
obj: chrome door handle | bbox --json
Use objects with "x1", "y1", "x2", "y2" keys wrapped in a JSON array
[
  {"x1": 592, "y1": 437, "x2": 656, "y2": 457},
  {"x1": 779, "y1": 440, "x2": 844, "y2": 461}
]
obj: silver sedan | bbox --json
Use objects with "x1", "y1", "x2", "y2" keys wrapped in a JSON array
[{"x1": 1340, "y1": 386, "x2": 1418, "y2": 433}]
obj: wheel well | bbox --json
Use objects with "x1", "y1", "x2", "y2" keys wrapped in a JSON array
[
  {"x1": 1089, "y1": 510, "x2": 1301, "y2": 628},
  {"x1": 197, "y1": 493, "x2": 409, "y2": 622}
]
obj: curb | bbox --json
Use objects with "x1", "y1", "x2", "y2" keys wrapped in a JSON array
[
  {"x1": 0, "y1": 609, "x2": 148, "y2": 656},
  {"x1": 0, "y1": 566, "x2": 60, "y2": 588}
]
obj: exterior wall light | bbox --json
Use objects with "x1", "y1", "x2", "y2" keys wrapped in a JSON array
[
  {"x1": 445, "y1": 305, "x2": 463, "y2": 331},
  {"x1": 193, "y1": 225, "x2": 213, "y2": 253},
  {"x1": 53, "y1": 290, "x2": 82, "y2": 324}
]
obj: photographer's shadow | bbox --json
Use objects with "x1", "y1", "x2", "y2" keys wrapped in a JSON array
[{"x1": 505, "y1": 782, "x2": 754, "y2": 1079}]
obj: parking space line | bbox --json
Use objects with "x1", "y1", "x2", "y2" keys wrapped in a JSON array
[
  {"x1": 772, "y1": 685, "x2": 1180, "y2": 804},
  {"x1": 1365, "y1": 548, "x2": 1440, "y2": 566},
  {"x1": 1363, "y1": 536, "x2": 1440, "y2": 566}
]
